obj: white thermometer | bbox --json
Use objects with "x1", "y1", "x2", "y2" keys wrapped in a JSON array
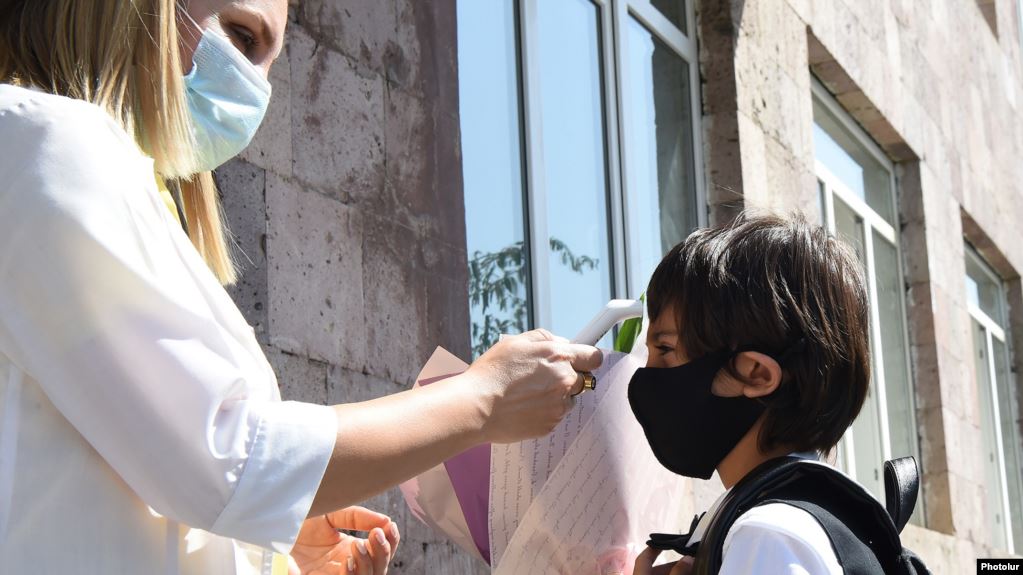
[{"x1": 571, "y1": 299, "x2": 644, "y2": 345}]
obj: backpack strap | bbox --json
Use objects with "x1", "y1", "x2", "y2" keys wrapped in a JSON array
[
  {"x1": 689, "y1": 457, "x2": 905, "y2": 575},
  {"x1": 883, "y1": 457, "x2": 919, "y2": 533},
  {"x1": 761, "y1": 498, "x2": 884, "y2": 575}
]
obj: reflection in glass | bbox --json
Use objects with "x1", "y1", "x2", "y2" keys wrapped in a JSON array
[
  {"x1": 624, "y1": 15, "x2": 697, "y2": 295},
  {"x1": 833, "y1": 197, "x2": 865, "y2": 265},
  {"x1": 974, "y1": 320, "x2": 1009, "y2": 551},
  {"x1": 458, "y1": 0, "x2": 531, "y2": 358},
  {"x1": 993, "y1": 338, "x2": 1023, "y2": 552},
  {"x1": 873, "y1": 231, "x2": 922, "y2": 524},
  {"x1": 650, "y1": 0, "x2": 687, "y2": 33},
  {"x1": 850, "y1": 363, "x2": 885, "y2": 500},
  {"x1": 813, "y1": 98, "x2": 894, "y2": 224},
  {"x1": 966, "y1": 248, "x2": 1006, "y2": 325},
  {"x1": 833, "y1": 197, "x2": 882, "y2": 499},
  {"x1": 538, "y1": 0, "x2": 613, "y2": 340}
]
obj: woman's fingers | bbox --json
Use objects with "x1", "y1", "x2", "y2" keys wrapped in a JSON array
[
  {"x1": 367, "y1": 527, "x2": 392, "y2": 574},
  {"x1": 518, "y1": 328, "x2": 556, "y2": 342},
  {"x1": 633, "y1": 546, "x2": 663, "y2": 575},
  {"x1": 633, "y1": 547, "x2": 694, "y2": 575},
  {"x1": 384, "y1": 521, "x2": 400, "y2": 553},
  {"x1": 349, "y1": 538, "x2": 372, "y2": 575},
  {"x1": 327, "y1": 506, "x2": 391, "y2": 532},
  {"x1": 560, "y1": 342, "x2": 603, "y2": 373}
]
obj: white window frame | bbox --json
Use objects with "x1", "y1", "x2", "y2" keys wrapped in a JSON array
[
  {"x1": 517, "y1": 0, "x2": 705, "y2": 329},
  {"x1": 966, "y1": 246, "x2": 1018, "y2": 554},
  {"x1": 812, "y1": 78, "x2": 920, "y2": 515}
]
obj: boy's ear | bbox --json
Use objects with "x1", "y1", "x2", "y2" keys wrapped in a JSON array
[{"x1": 732, "y1": 351, "x2": 783, "y2": 398}]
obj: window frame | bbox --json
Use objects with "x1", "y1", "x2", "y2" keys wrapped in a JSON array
[
  {"x1": 517, "y1": 0, "x2": 704, "y2": 331},
  {"x1": 965, "y1": 244, "x2": 1019, "y2": 554},
  {"x1": 812, "y1": 77, "x2": 921, "y2": 521}
]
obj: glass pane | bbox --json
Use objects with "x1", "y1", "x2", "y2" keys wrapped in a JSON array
[
  {"x1": 975, "y1": 321, "x2": 1010, "y2": 551},
  {"x1": 813, "y1": 97, "x2": 894, "y2": 224},
  {"x1": 873, "y1": 232, "x2": 923, "y2": 524},
  {"x1": 833, "y1": 197, "x2": 865, "y2": 266},
  {"x1": 538, "y1": 0, "x2": 614, "y2": 341},
  {"x1": 623, "y1": 15, "x2": 697, "y2": 296},
  {"x1": 850, "y1": 368, "x2": 885, "y2": 500},
  {"x1": 459, "y1": 0, "x2": 531, "y2": 358},
  {"x1": 965, "y1": 248, "x2": 1006, "y2": 326},
  {"x1": 993, "y1": 338, "x2": 1023, "y2": 552},
  {"x1": 833, "y1": 196, "x2": 882, "y2": 498},
  {"x1": 650, "y1": 0, "x2": 687, "y2": 33}
]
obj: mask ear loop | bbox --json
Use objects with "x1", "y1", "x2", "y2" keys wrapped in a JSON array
[{"x1": 176, "y1": 1, "x2": 226, "y2": 50}]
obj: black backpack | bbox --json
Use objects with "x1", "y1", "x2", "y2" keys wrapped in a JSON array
[{"x1": 647, "y1": 456, "x2": 932, "y2": 574}]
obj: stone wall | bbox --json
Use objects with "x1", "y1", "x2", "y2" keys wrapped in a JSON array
[
  {"x1": 696, "y1": 0, "x2": 1023, "y2": 571},
  {"x1": 217, "y1": 0, "x2": 484, "y2": 572}
]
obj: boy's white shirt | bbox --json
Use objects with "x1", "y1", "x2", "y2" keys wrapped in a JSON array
[
  {"x1": 0, "y1": 84, "x2": 337, "y2": 574},
  {"x1": 686, "y1": 454, "x2": 843, "y2": 575}
]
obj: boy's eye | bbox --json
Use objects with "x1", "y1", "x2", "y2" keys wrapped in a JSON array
[{"x1": 657, "y1": 345, "x2": 676, "y2": 356}]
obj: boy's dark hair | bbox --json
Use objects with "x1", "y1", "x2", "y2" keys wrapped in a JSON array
[{"x1": 646, "y1": 212, "x2": 871, "y2": 454}]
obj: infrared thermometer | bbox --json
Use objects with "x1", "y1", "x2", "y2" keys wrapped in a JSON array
[{"x1": 571, "y1": 299, "x2": 644, "y2": 345}]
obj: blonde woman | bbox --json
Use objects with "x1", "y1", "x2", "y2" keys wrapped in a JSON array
[{"x1": 0, "y1": 1, "x2": 602, "y2": 574}]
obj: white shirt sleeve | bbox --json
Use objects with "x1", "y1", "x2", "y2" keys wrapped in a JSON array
[
  {"x1": 719, "y1": 503, "x2": 844, "y2": 575},
  {"x1": 0, "y1": 88, "x2": 337, "y2": 554}
]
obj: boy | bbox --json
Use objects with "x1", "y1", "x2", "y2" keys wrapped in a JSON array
[{"x1": 630, "y1": 213, "x2": 874, "y2": 574}]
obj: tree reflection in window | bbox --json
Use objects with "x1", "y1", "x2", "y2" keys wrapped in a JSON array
[{"x1": 468, "y1": 238, "x2": 597, "y2": 358}]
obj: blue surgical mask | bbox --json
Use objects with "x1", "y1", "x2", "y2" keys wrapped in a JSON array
[{"x1": 182, "y1": 19, "x2": 271, "y2": 171}]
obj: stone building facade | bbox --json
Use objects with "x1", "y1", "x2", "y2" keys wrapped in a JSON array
[{"x1": 217, "y1": 0, "x2": 1023, "y2": 573}]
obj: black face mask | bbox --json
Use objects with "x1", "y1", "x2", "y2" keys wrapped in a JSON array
[{"x1": 628, "y1": 349, "x2": 769, "y2": 480}]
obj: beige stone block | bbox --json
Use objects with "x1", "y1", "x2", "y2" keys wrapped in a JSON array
[
  {"x1": 947, "y1": 472, "x2": 988, "y2": 543},
  {"x1": 917, "y1": 406, "x2": 950, "y2": 474},
  {"x1": 289, "y1": 25, "x2": 385, "y2": 202},
  {"x1": 266, "y1": 173, "x2": 366, "y2": 370},
  {"x1": 359, "y1": 214, "x2": 430, "y2": 386},
  {"x1": 776, "y1": 72, "x2": 812, "y2": 161},
  {"x1": 392, "y1": 0, "x2": 460, "y2": 101},
  {"x1": 265, "y1": 346, "x2": 329, "y2": 404},
  {"x1": 327, "y1": 365, "x2": 403, "y2": 405},
  {"x1": 901, "y1": 523, "x2": 980, "y2": 572},
  {"x1": 911, "y1": 336, "x2": 941, "y2": 409},
  {"x1": 921, "y1": 468, "x2": 954, "y2": 534},
  {"x1": 736, "y1": 111, "x2": 769, "y2": 209},
  {"x1": 900, "y1": 221, "x2": 932, "y2": 286},
  {"x1": 218, "y1": 159, "x2": 269, "y2": 338},
  {"x1": 298, "y1": 0, "x2": 396, "y2": 74}
]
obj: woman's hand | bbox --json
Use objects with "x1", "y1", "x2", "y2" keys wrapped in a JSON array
[
  {"x1": 288, "y1": 506, "x2": 399, "y2": 575},
  {"x1": 632, "y1": 548, "x2": 694, "y2": 575},
  {"x1": 309, "y1": 329, "x2": 602, "y2": 515},
  {"x1": 462, "y1": 329, "x2": 603, "y2": 444}
]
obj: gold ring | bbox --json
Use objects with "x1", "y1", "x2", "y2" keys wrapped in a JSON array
[{"x1": 571, "y1": 371, "x2": 596, "y2": 396}]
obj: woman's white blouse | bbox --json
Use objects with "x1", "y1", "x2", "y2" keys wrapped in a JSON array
[{"x1": 0, "y1": 84, "x2": 338, "y2": 574}]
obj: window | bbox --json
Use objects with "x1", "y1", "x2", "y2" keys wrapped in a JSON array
[
  {"x1": 966, "y1": 246, "x2": 1023, "y2": 553},
  {"x1": 812, "y1": 78, "x2": 923, "y2": 524},
  {"x1": 458, "y1": 0, "x2": 702, "y2": 357}
]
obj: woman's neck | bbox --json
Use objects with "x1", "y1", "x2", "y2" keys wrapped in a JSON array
[{"x1": 716, "y1": 418, "x2": 793, "y2": 489}]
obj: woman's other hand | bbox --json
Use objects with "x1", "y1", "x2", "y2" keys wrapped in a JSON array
[
  {"x1": 632, "y1": 547, "x2": 694, "y2": 575},
  {"x1": 289, "y1": 506, "x2": 399, "y2": 575},
  {"x1": 462, "y1": 329, "x2": 603, "y2": 444}
]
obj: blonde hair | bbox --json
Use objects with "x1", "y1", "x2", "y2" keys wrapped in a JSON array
[{"x1": 0, "y1": 0, "x2": 237, "y2": 284}]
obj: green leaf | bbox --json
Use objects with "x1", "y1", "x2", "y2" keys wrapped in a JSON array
[
  {"x1": 612, "y1": 293, "x2": 645, "y2": 353},
  {"x1": 613, "y1": 316, "x2": 642, "y2": 353}
]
